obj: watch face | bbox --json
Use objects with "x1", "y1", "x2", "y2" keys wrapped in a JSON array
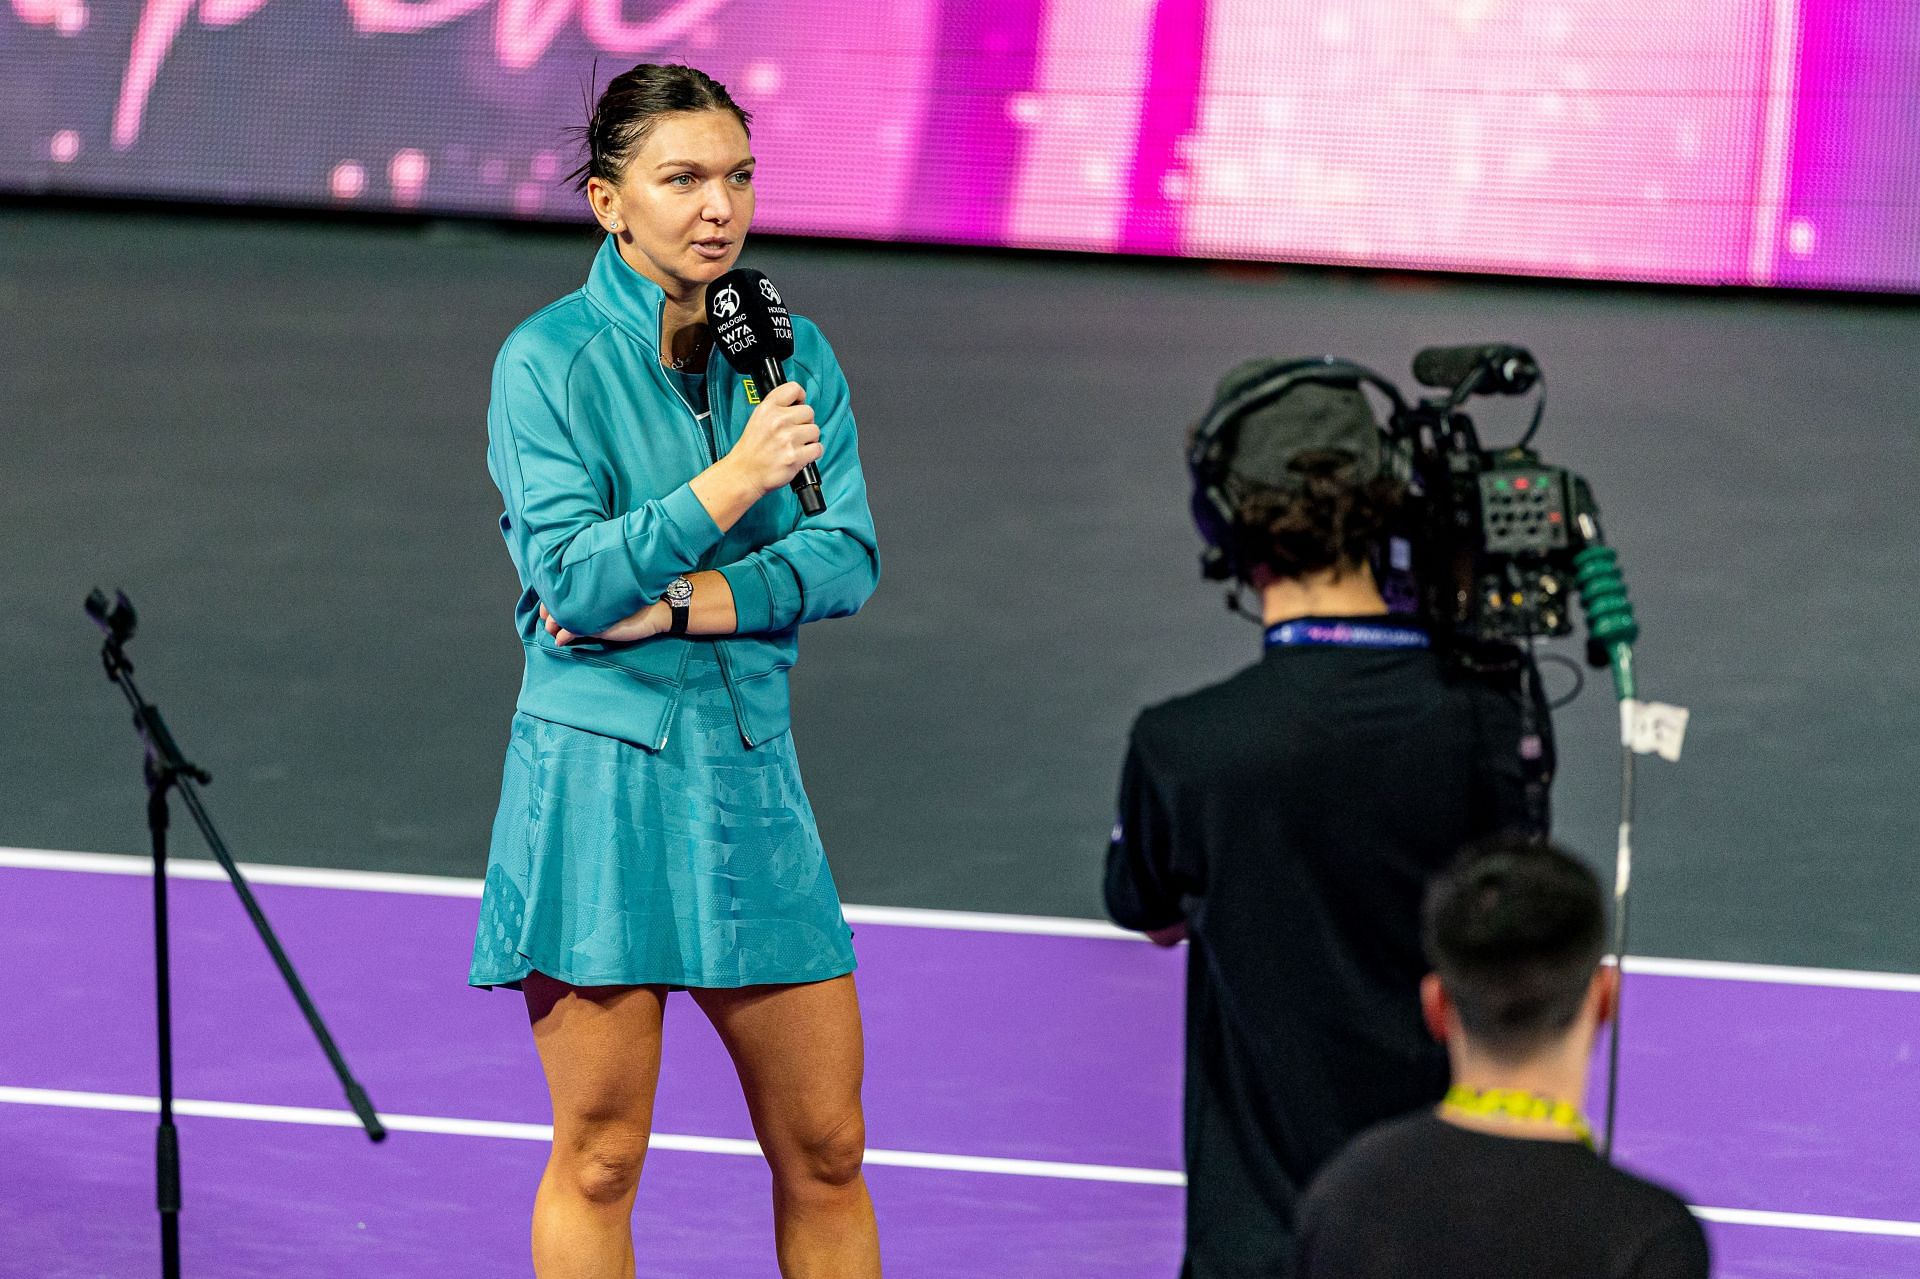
[{"x1": 666, "y1": 577, "x2": 694, "y2": 606}]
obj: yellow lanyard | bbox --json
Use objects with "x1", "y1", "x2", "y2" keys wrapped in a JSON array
[{"x1": 1443, "y1": 1085, "x2": 1595, "y2": 1149}]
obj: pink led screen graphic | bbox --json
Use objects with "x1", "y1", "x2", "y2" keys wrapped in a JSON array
[{"x1": 3, "y1": 0, "x2": 1916, "y2": 291}]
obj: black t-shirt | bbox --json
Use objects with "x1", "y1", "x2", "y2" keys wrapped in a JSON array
[
  {"x1": 1297, "y1": 1113, "x2": 1709, "y2": 1279},
  {"x1": 1104, "y1": 622, "x2": 1548, "y2": 1279}
]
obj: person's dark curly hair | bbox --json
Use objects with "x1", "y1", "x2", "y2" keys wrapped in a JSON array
[
  {"x1": 566, "y1": 63, "x2": 752, "y2": 193},
  {"x1": 1229, "y1": 449, "x2": 1405, "y2": 583}
]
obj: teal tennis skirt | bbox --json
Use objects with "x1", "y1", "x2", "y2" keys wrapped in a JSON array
[{"x1": 468, "y1": 647, "x2": 856, "y2": 990}]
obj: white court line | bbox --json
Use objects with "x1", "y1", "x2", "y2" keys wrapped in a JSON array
[
  {"x1": 0, "y1": 1085, "x2": 1181, "y2": 1187},
  {"x1": 1692, "y1": 1206, "x2": 1920, "y2": 1241},
  {"x1": 0, "y1": 846, "x2": 1137, "y2": 940},
  {"x1": 1618, "y1": 955, "x2": 1920, "y2": 993},
  {"x1": 6, "y1": 846, "x2": 1919, "y2": 989},
  {"x1": 4, "y1": 1085, "x2": 1915, "y2": 1236},
  {"x1": 0, "y1": 846, "x2": 488, "y2": 899},
  {"x1": 843, "y1": 903, "x2": 1130, "y2": 940}
]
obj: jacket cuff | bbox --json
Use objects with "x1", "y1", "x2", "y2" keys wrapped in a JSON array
[
  {"x1": 719, "y1": 559, "x2": 774, "y2": 634},
  {"x1": 657, "y1": 481, "x2": 724, "y2": 560}
]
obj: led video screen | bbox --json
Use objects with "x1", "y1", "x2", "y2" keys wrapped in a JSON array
[{"x1": 3, "y1": 0, "x2": 1915, "y2": 290}]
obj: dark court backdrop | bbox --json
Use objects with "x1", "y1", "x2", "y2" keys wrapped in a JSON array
[{"x1": 2, "y1": 207, "x2": 1916, "y2": 973}]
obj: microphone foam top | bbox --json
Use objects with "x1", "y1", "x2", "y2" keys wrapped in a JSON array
[{"x1": 706, "y1": 268, "x2": 794, "y2": 369}]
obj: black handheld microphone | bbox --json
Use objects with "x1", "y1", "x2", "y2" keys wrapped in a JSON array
[
  {"x1": 1412, "y1": 343, "x2": 1540, "y2": 396},
  {"x1": 705, "y1": 268, "x2": 825, "y2": 516}
]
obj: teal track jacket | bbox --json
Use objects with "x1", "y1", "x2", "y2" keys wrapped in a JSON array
[{"x1": 487, "y1": 237, "x2": 880, "y2": 749}]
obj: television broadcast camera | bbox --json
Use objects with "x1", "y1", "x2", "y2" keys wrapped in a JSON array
[{"x1": 1188, "y1": 344, "x2": 1639, "y2": 693}]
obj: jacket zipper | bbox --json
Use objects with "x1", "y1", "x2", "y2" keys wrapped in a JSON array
[{"x1": 655, "y1": 329, "x2": 755, "y2": 748}]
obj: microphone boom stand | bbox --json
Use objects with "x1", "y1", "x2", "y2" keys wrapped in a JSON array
[{"x1": 84, "y1": 590, "x2": 385, "y2": 1279}]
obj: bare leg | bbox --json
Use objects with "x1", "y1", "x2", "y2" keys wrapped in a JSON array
[
  {"x1": 524, "y1": 973, "x2": 668, "y2": 1279},
  {"x1": 691, "y1": 974, "x2": 882, "y2": 1278}
]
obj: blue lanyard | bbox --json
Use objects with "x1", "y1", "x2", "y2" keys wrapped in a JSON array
[{"x1": 1263, "y1": 619, "x2": 1430, "y2": 651}]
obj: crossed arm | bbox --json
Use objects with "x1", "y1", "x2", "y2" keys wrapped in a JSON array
[
  {"x1": 539, "y1": 568, "x2": 736, "y2": 644},
  {"x1": 494, "y1": 327, "x2": 877, "y2": 650}
]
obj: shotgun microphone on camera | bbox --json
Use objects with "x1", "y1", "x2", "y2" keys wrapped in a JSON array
[{"x1": 1412, "y1": 344, "x2": 1540, "y2": 396}]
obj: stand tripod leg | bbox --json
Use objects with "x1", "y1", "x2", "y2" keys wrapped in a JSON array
[
  {"x1": 149, "y1": 783, "x2": 182, "y2": 1279},
  {"x1": 91, "y1": 608, "x2": 385, "y2": 1279},
  {"x1": 93, "y1": 597, "x2": 385, "y2": 1279}
]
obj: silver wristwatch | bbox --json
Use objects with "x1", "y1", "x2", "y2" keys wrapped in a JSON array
[{"x1": 665, "y1": 575, "x2": 694, "y2": 636}]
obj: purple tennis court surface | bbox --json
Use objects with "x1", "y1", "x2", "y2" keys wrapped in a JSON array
[{"x1": 2, "y1": 856, "x2": 1916, "y2": 1277}]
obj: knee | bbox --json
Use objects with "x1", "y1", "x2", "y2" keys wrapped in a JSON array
[
  {"x1": 778, "y1": 1109, "x2": 867, "y2": 1192},
  {"x1": 558, "y1": 1126, "x2": 650, "y2": 1206}
]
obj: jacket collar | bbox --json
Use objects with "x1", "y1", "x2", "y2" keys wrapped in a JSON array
[{"x1": 584, "y1": 235, "x2": 666, "y2": 352}]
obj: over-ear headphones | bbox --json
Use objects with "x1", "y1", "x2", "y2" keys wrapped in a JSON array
[{"x1": 1187, "y1": 356, "x2": 1407, "y2": 582}]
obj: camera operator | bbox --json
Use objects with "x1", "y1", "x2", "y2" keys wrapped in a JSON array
[
  {"x1": 1104, "y1": 359, "x2": 1553, "y2": 1278},
  {"x1": 1295, "y1": 835, "x2": 1708, "y2": 1278}
]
